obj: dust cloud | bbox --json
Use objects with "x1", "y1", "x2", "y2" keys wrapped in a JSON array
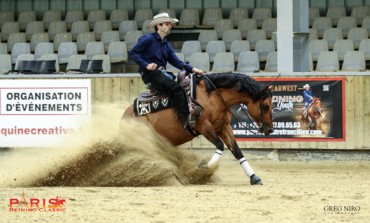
[{"x1": 0, "y1": 103, "x2": 217, "y2": 187}]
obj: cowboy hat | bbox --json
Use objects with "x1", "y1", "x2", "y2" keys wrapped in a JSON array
[
  {"x1": 303, "y1": 84, "x2": 310, "y2": 88},
  {"x1": 147, "y1": 13, "x2": 179, "y2": 29}
]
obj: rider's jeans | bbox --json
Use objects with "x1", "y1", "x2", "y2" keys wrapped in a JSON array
[{"x1": 141, "y1": 69, "x2": 189, "y2": 124}]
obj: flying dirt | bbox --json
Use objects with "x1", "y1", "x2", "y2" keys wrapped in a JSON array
[{"x1": 0, "y1": 104, "x2": 218, "y2": 187}]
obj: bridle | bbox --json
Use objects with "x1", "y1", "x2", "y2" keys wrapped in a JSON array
[{"x1": 238, "y1": 93, "x2": 272, "y2": 133}]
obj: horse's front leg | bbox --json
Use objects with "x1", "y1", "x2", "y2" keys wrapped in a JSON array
[{"x1": 220, "y1": 125, "x2": 263, "y2": 185}]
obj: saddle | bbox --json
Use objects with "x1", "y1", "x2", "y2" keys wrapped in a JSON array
[{"x1": 134, "y1": 70, "x2": 201, "y2": 126}]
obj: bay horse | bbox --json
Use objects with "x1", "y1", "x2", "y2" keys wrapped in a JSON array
[
  {"x1": 302, "y1": 97, "x2": 323, "y2": 130},
  {"x1": 122, "y1": 73, "x2": 274, "y2": 185}
]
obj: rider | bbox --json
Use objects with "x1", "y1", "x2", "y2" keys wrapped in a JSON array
[
  {"x1": 128, "y1": 13, "x2": 204, "y2": 130},
  {"x1": 303, "y1": 84, "x2": 313, "y2": 117}
]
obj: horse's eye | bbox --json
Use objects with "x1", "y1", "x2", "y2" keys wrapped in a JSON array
[{"x1": 261, "y1": 104, "x2": 269, "y2": 112}]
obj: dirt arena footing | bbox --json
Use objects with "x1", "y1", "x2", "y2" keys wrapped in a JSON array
[
  {"x1": 239, "y1": 149, "x2": 370, "y2": 161},
  {"x1": 1, "y1": 147, "x2": 370, "y2": 162}
]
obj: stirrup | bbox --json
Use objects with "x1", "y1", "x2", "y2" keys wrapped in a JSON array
[
  {"x1": 182, "y1": 116, "x2": 194, "y2": 130},
  {"x1": 191, "y1": 106, "x2": 202, "y2": 116},
  {"x1": 186, "y1": 106, "x2": 202, "y2": 129},
  {"x1": 188, "y1": 119, "x2": 196, "y2": 129}
]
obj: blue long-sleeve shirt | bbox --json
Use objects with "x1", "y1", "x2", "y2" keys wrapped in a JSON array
[
  {"x1": 303, "y1": 89, "x2": 313, "y2": 103},
  {"x1": 128, "y1": 32, "x2": 193, "y2": 73}
]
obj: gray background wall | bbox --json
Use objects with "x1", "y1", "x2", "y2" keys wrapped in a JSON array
[
  {"x1": 1, "y1": 0, "x2": 370, "y2": 19},
  {"x1": 0, "y1": 0, "x2": 251, "y2": 19}
]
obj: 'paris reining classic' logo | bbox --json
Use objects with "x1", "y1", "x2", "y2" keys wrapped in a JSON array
[{"x1": 8, "y1": 190, "x2": 66, "y2": 213}]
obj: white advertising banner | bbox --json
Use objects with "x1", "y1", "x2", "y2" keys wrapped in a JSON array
[{"x1": 0, "y1": 79, "x2": 91, "y2": 147}]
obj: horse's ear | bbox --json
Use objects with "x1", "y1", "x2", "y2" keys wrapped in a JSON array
[
  {"x1": 264, "y1": 85, "x2": 273, "y2": 92},
  {"x1": 258, "y1": 85, "x2": 273, "y2": 99}
]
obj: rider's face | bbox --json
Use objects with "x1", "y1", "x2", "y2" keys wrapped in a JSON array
[{"x1": 158, "y1": 22, "x2": 172, "y2": 35}]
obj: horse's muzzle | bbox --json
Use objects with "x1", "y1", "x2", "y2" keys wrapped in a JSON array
[
  {"x1": 264, "y1": 128, "x2": 274, "y2": 136},
  {"x1": 259, "y1": 123, "x2": 273, "y2": 136}
]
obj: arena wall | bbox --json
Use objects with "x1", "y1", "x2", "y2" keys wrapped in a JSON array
[{"x1": 2, "y1": 73, "x2": 369, "y2": 150}]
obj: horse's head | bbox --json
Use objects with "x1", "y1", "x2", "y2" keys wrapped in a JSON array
[
  {"x1": 247, "y1": 85, "x2": 274, "y2": 136},
  {"x1": 312, "y1": 97, "x2": 321, "y2": 107}
]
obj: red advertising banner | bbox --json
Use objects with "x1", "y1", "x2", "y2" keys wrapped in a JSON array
[{"x1": 231, "y1": 77, "x2": 345, "y2": 141}]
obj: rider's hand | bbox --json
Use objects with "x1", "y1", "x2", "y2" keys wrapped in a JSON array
[
  {"x1": 146, "y1": 63, "x2": 157, "y2": 70},
  {"x1": 192, "y1": 68, "x2": 204, "y2": 75}
]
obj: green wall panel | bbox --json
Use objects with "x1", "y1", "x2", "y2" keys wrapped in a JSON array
[
  {"x1": 16, "y1": 0, "x2": 33, "y2": 14},
  {"x1": 66, "y1": 0, "x2": 83, "y2": 11},
  {"x1": 33, "y1": 0, "x2": 49, "y2": 19},
  {"x1": 101, "y1": 0, "x2": 117, "y2": 14},
  {"x1": 3, "y1": 0, "x2": 370, "y2": 20},
  {"x1": 134, "y1": 0, "x2": 151, "y2": 11},
  {"x1": 152, "y1": 0, "x2": 169, "y2": 13}
]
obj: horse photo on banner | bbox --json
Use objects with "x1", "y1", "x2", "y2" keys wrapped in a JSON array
[{"x1": 231, "y1": 78, "x2": 345, "y2": 141}]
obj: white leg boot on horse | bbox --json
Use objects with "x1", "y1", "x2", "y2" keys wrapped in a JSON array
[
  {"x1": 206, "y1": 149, "x2": 224, "y2": 167},
  {"x1": 198, "y1": 136, "x2": 225, "y2": 169},
  {"x1": 233, "y1": 142, "x2": 263, "y2": 185}
]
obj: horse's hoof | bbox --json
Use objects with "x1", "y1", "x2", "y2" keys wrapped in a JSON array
[
  {"x1": 198, "y1": 160, "x2": 208, "y2": 169},
  {"x1": 250, "y1": 174, "x2": 263, "y2": 185}
]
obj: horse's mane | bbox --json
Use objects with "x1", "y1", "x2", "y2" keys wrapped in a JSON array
[{"x1": 201, "y1": 73, "x2": 265, "y2": 101}]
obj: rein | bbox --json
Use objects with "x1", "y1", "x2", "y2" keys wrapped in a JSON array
[
  {"x1": 264, "y1": 73, "x2": 281, "y2": 87},
  {"x1": 202, "y1": 74, "x2": 260, "y2": 134},
  {"x1": 236, "y1": 105, "x2": 261, "y2": 132}
]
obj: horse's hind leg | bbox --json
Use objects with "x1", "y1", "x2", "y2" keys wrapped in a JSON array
[
  {"x1": 196, "y1": 122, "x2": 225, "y2": 168},
  {"x1": 198, "y1": 129, "x2": 225, "y2": 168},
  {"x1": 206, "y1": 139, "x2": 224, "y2": 168}
]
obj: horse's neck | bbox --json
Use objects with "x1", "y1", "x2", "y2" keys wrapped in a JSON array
[
  {"x1": 309, "y1": 102, "x2": 315, "y2": 109},
  {"x1": 311, "y1": 99, "x2": 319, "y2": 107},
  {"x1": 197, "y1": 81, "x2": 254, "y2": 109},
  {"x1": 216, "y1": 89, "x2": 253, "y2": 108}
]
